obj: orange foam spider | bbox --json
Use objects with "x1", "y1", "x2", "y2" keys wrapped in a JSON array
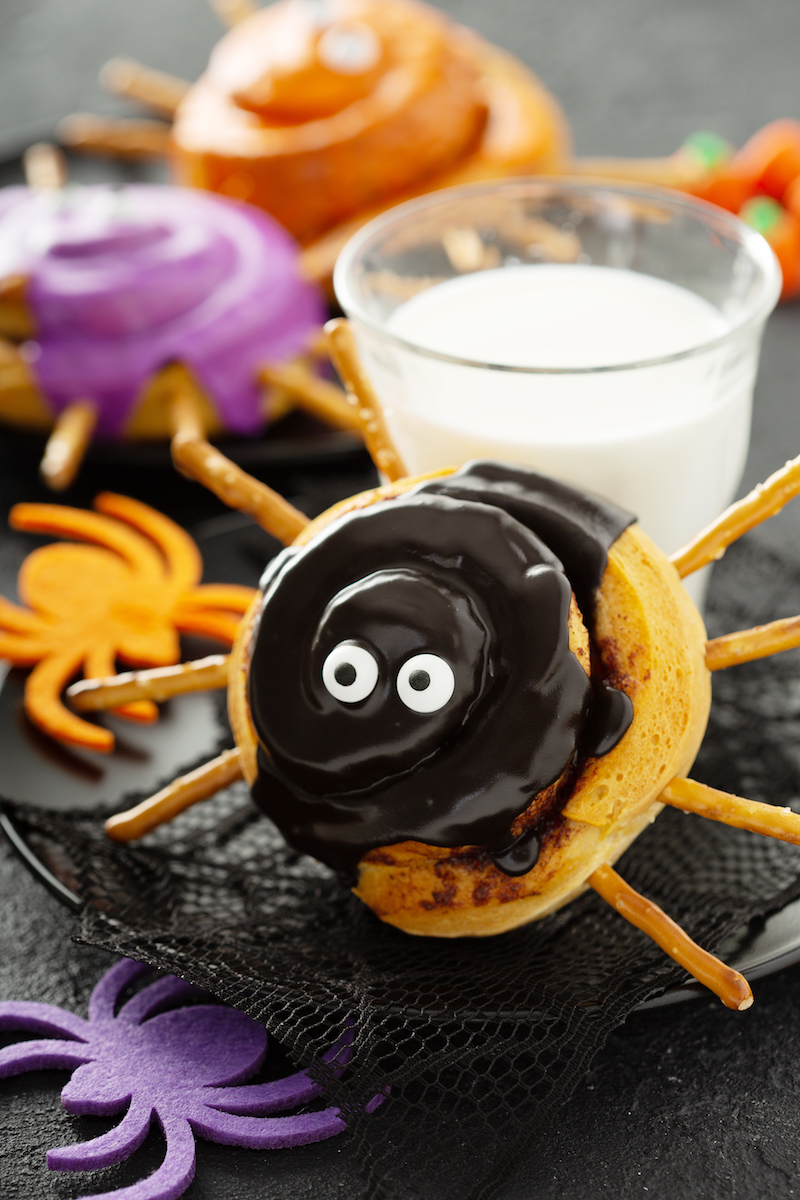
[{"x1": 0, "y1": 492, "x2": 254, "y2": 752}]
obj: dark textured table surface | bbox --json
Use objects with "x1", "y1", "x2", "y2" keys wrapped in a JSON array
[{"x1": 2, "y1": 2, "x2": 800, "y2": 1198}]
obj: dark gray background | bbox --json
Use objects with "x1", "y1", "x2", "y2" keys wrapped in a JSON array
[{"x1": 1, "y1": 1, "x2": 800, "y2": 1197}]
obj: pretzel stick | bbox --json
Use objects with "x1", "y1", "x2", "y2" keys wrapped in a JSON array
[
  {"x1": 307, "y1": 327, "x2": 332, "y2": 359},
  {"x1": 174, "y1": 435, "x2": 309, "y2": 544},
  {"x1": 67, "y1": 655, "x2": 230, "y2": 713},
  {"x1": 662, "y1": 777, "x2": 800, "y2": 846},
  {"x1": 169, "y1": 378, "x2": 207, "y2": 440},
  {"x1": 58, "y1": 114, "x2": 170, "y2": 158},
  {"x1": 40, "y1": 401, "x2": 98, "y2": 491},
  {"x1": 210, "y1": 0, "x2": 258, "y2": 27},
  {"x1": 706, "y1": 614, "x2": 800, "y2": 671},
  {"x1": 23, "y1": 143, "x2": 68, "y2": 190},
  {"x1": 565, "y1": 154, "x2": 707, "y2": 190},
  {"x1": 105, "y1": 747, "x2": 244, "y2": 841},
  {"x1": 671, "y1": 455, "x2": 800, "y2": 578},
  {"x1": 325, "y1": 318, "x2": 407, "y2": 481},
  {"x1": 100, "y1": 57, "x2": 189, "y2": 118},
  {"x1": 168, "y1": 370, "x2": 309, "y2": 543},
  {"x1": 589, "y1": 863, "x2": 753, "y2": 1010},
  {"x1": 259, "y1": 362, "x2": 364, "y2": 434}
]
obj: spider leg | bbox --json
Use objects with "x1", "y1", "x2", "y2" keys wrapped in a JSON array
[
  {"x1": 25, "y1": 647, "x2": 116, "y2": 752},
  {"x1": 67, "y1": 656, "x2": 230, "y2": 714},
  {"x1": 202, "y1": 1072, "x2": 324, "y2": 1116},
  {"x1": 0, "y1": 594, "x2": 47, "y2": 635},
  {"x1": 85, "y1": 640, "x2": 158, "y2": 726},
  {"x1": 210, "y1": 0, "x2": 258, "y2": 29},
  {"x1": 93, "y1": 493, "x2": 202, "y2": 594},
  {"x1": 180, "y1": 584, "x2": 255, "y2": 614},
  {"x1": 173, "y1": 608, "x2": 242, "y2": 645},
  {"x1": 23, "y1": 142, "x2": 67, "y2": 190},
  {"x1": 0, "y1": 1000, "x2": 89, "y2": 1041},
  {"x1": 10, "y1": 504, "x2": 164, "y2": 584},
  {"x1": 169, "y1": 376, "x2": 310, "y2": 546},
  {"x1": 661, "y1": 776, "x2": 800, "y2": 846},
  {"x1": 0, "y1": 1038, "x2": 91, "y2": 1077},
  {"x1": 258, "y1": 361, "x2": 364, "y2": 434},
  {"x1": 88, "y1": 959, "x2": 155, "y2": 1025},
  {"x1": 105, "y1": 747, "x2": 244, "y2": 840},
  {"x1": 47, "y1": 1098, "x2": 154, "y2": 1173},
  {"x1": 39, "y1": 400, "x2": 97, "y2": 491},
  {"x1": 589, "y1": 863, "x2": 753, "y2": 1010},
  {"x1": 189, "y1": 1101, "x2": 346, "y2": 1148},
  {"x1": 671, "y1": 454, "x2": 800, "y2": 577},
  {"x1": 118, "y1": 976, "x2": 207, "y2": 1027},
  {"x1": 58, "y1": 113, "x2": 171, "y2": 159},
  {"x1": 705, "y1": 614, "x2": 800, "y2": 670},
  {"x1": 53, "y1": 1113, "x2": 197, "y2": 1200},
  {"x1": 201, "y1": 1027, "x2": 374, "y2": 1118},
  {"x1": 326, "y1": 318, "x2": 407, "y2": 481},
  {"x1": 0, "y1": 632, "x2": 53, "y2": 665},
  {"x1": 100, "y1": 58, "x2": 189, "y2": 119}
]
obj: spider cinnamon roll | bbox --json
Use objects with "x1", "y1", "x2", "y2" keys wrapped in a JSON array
[
  {"x1": 0, "y1": 183, "x2": 323, "y2": 441},
  {"x1": 248, "y1": 462, "x2": 635, "y2": 885}
]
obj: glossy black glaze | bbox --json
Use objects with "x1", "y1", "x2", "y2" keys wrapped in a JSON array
[
  {"x1": 249, "y1": 462, "x2": 635, "y2": 875},
  {"x1": 418, "y1": 460, "x2": 634, "y2": 618}
]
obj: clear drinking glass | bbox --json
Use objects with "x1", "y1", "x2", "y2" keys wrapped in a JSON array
[{"x1": 334, "y1": 180, "x2": 781, "y2": 592}]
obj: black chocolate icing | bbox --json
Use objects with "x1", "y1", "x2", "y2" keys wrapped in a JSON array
[{"x1": 248, "y1": 462, "x2": 635, "y2": 876}]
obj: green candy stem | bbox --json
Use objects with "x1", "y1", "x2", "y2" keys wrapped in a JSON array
[
  {"x1": 681, "y1": 130, "x2": 733, "y2": 171},
  {"x1": 740, "y1": 195, "x2": 784, "y2": 237}
]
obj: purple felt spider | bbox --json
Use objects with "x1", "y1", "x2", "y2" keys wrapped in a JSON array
[{"x1": 0, "y1": 957, "x2": 367, "y2": 1200}]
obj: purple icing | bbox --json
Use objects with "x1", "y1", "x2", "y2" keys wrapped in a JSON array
[
  {"x1": 0, "y1": 957, "x2": 382, "y2": 1200},
  {"x1": 0, "y1": 185, "x2": 325, "y2": 438}
]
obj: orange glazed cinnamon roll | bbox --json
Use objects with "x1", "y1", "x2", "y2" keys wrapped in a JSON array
[{"x1": 170, "y1": 0, "x2": 569, "y2": 245}]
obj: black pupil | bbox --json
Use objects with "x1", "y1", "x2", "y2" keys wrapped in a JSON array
[
  {"x1": 334, "y1": 662, "x2": 357, "y2": 687},
  {"x1": 409, "y1": 669, "x2": 430, "y2": 692}
]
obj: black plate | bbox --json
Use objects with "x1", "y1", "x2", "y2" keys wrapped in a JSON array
[
  {"x1": 3, "y1": 514, "x2": 800, "y2": 1012},
  {"x1": 1, "y1": 403, "x2": 367, "y2": 475}
]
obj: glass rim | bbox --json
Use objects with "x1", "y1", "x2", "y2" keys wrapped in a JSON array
[{"x1": 333, "y1": 177, "x2": 783, "y2": 376}]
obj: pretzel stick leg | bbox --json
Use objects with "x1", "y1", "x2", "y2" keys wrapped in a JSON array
[
  {"x1": 210, "y1": 0, "x2": 258, "y2": 27},
  {"x1": 168, "y1": 378, "x2": 309, "y2": 544},
  {"x1": 172, "y1": 435, "x2": 308, "y2": 545},
  {"x1": 166, "y1": 364, "x2": 309, "y2": 543},
  {"x1": 662, "y1": 777, "x2": 800, "y2": 846},
  {"x1": 565, "y1": 154, "x2": 707, "y2": 190},
  {"x1": 589, "y1": 863, "x2": 753, "y2": 1010},
  {"x1": 105, "y1": 747, "x2": 244, "y2": 841},
  {"x1": 169, "y1": 377, "x2": 207, "y2": 440},
  {"x1": 259, "y1": 362, "x2": 364, "y2": 434},
  {"x1": 23, "y1": 143, "x2": 68, "y2": 190},
  {"x1": 40, "y1": 401, "x2": 98, "y2": 491},
  {"x1": 58, "y1": 114, "x2": 170, "y2": 159},
  {"x1": 325, "y1": 318, "x2": 407, "y2": 482},
  {"x1": 67, "y1": 656, "x2": 230, "y2": 714},
  {"x1": 706, "y1": 614, "x2": 800, "y2": 670},
  {"x1": 671, "y1": 455, "x2": 800, "y2": 578},
  {"x1": 99, "y1": 57, "x2": 189, "y2": 118}
]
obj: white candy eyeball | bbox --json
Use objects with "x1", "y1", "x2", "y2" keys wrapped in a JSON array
[
  {"x1": 396, "y1": 654, "x2": 455, "y2": 714},
  {"x1": 317, "y1": 22, "x2": 382, "y2": 75},
  {"x1": 322, "y1": 642, "x2": 379, "y2": 703}
]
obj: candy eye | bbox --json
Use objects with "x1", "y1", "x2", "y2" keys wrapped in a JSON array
[
  {"x1": 396, "y1": 654, "x2": 455, "y2": 714},
  {"x1": 322, "y1": 642, "x2": 379, "y2": 703}
]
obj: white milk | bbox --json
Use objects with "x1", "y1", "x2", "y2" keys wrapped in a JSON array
[{"x1": 356, "y1": 265, "x2": 758, "y2": 580}]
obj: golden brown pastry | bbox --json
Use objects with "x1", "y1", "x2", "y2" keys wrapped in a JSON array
[{"x1": 90, "y1": 329, "x2": 800, "y2": 1009}]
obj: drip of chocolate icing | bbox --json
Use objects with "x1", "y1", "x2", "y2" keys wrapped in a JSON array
[
  {"x1": 249, "y1": 462, "x2": 635, "y2": 877},
  {"x1": 0, "y1": 185, "x2": 324, "y2": 437}
]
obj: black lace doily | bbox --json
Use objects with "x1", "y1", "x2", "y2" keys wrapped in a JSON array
[{"x1": 4, "y1": 532, "x2": 800, "y2": 1200}]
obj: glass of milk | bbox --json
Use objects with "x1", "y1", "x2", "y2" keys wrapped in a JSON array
[{"x1": 334, "y1": 180, "x2": 781, "y2": 598}]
